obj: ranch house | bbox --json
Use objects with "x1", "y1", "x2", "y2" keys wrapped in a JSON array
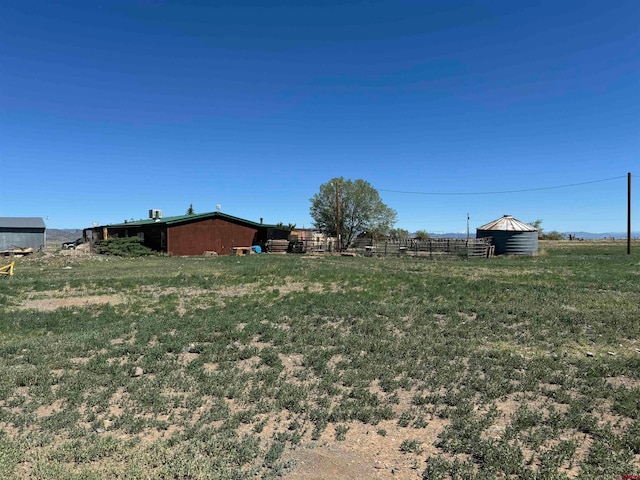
[{"x1": 86, "y1": 211, "x2": 287, "y2": 256}]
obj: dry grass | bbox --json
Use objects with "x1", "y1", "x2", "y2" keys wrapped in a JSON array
[{"x1": 0, "y1": 246, "x2": 638, "y2": 478}]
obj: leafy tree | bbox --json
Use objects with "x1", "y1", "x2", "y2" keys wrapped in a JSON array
[
  {"x1": 529, "y1": 219, "x2": 565, "y2": 239},
  {"x1": 186, "y1": 204, "x2": 195, "y2": 215},
  {"x1": 276, "y1": 222, "x2": 297, "y2": 231},
  {"x1": 310, "y1": 177, "x2": 397, "y2": 249},
  {"x1": 389, "y1": 228, "x2": 410, "y2": 241},
  {"x1": 414, "y1": 230, "x2": 430, "y2": 241},
  {"x1": 530, "y1": 219, "x2": 544, "y2": 235},
  {"x1": 543, "y1": 230, "x2": 566, "y2": 240}
]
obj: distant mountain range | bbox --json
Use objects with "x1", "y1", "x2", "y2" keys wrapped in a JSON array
[
  {"x1": 561, "y1": 232, "x2": 640, "y2": 240},
  {"x1": 46, "y1": 229, "x2": 84, "y2": 244},
  {"x1": 430, "y1": 232, "x2": 640, "y2": 240}
]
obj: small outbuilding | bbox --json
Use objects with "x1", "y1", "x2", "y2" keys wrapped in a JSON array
[
  {"x1": 0, "y1": 217, "x2": 46, "y2": 251},
  {"x1": 86, "y1": 211, "x2": 288, "y2": 256},
  {"x1": 476, "y1": 215, "x2": 538, "y2": 255}
]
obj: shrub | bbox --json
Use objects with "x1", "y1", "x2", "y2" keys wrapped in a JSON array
[
  {"x1": 400, "y1": 439, "x2": 423, "y2": 454},
  {"x1": 95, "y1": 237, "x2": 154, "y2": 257},
  {"x1": 542, "y1": 231, "x2": 566, "y2": 240},
  {"x1": 335, "y1": 425, "x2": 349, "y2": 441}
]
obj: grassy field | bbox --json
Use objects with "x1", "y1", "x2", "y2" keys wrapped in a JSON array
[{"x1": 0, "y1": 243, "x2": 639, "y2": 479}]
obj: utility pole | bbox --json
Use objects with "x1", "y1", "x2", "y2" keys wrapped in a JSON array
[
  {"x1": 628, "y1": 172, "x2": 632, "y2": 255},
  {"x1": 334, "y1": 180, "x2": 341, "y2": 252},
  {"x1": 466, "y1": 213, "x2": 470, "y2": 260}
]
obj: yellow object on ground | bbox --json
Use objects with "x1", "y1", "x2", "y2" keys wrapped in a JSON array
[{"x1": 0, "y1": 261, "x2": 15, "y2": 277}]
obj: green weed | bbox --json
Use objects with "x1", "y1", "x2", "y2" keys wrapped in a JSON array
[{"x1": 1, "y1": 244, "x2": 638, "y2": 477}]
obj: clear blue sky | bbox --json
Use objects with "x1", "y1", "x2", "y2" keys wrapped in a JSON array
[{"x1": 1, "y1": 1, "x2": 638, "y2": 233}]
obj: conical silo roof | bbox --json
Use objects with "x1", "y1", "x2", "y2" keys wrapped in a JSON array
[{"x1": 477, "y1": 215, "x2": 537, "y2": 232}]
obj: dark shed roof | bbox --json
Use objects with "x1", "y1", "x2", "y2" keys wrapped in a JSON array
[{"x1": 0, "y1": 217, "x2": 46, "y2": 229}]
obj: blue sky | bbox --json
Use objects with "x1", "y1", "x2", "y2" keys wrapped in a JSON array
[{"x1": 1, "y1": 1, "x2": 638, "y2": 233}]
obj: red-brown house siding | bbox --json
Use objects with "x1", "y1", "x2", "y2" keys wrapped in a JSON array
[{"x1": 167, "y1": 218, "x2": 259, "y2": 256}]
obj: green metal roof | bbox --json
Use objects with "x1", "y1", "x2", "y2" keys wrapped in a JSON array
[{"x1": 106, "y1": 212, "x2": 275, "y2": 229}]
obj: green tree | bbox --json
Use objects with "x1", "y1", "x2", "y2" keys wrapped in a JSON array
[
  {"x1": 310, "y1": 177, "x2": 397, "y2": 249},
  {"x1": 530, "y1": 219, "x2": 543, "y2": 235},
  {"x1": 530, "y1": 219, "x2": 566, "y2": 239},
  {"x1": 543, "y1": 230, "x2": 566, "y2": 240},
  {"x1": 186, "y1": 204, "x2": 195, "y2": 215},
  {"x1": 414, "y1": 230, "x2": 430, "y2": 241},
  {"x1": 389, "y1": 228, "x2": 410, "y2": 241},
  {"x1": 275, "y1": 222, "x2": 296, "y2": 231}
]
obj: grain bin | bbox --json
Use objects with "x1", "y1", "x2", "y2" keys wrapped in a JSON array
[{"x1": 476, "y1": 215, "x2": 538, "y2": 255}]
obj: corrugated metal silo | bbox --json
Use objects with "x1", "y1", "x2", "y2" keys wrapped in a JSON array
[{"x1": 476, "y1": 215, "x2": 538, "y2": 255}]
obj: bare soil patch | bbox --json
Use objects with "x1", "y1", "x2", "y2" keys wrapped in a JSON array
[
  {"x1": 20, "y1": 294, "x2": 124, "y2": 311},
  {"x1": 13, "y1": 278, "x2": 357, "y2": 313},
  {"x1": 283, "y1": 418, "x2": 448, "y2": 480},
  {"x1": 605, "y1": 375, "x2": 640, "y2": 389},
  {"x1": 284, "y1": 445, "x2": 410, "y2": 480},
  {"x1": 34, "y1": 399, "x2": 65, "y2": 418}
]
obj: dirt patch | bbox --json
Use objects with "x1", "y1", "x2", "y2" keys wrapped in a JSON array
[
  {"x1": 283, "y1": 418, "x2": 447, "y2": 480},
  {"x1": 106, "y1": 356, "x2": 128, "y2": 367},
  {"x1": 237, "y1": 356, "x2": 267, "y2": 372},
  {"x1": 493, "y1": 392, "x2": 570, "y2": 421},
  {"x1": 110, "y1": 331, "x2": 136, "y2": 346},
  {"x1": 605, "y1": 375, "x2": 640, "y2": 389},
  {"x1": 280, "y1": 353, "x2": 304, "y2": 374},
  {"x1": 249, "y1": 336, "x2": 273, "y2": 350},
  {"x1": 269, "y1": 281, "x2": 323, "y2": 295},
  {"x1": 264, "y1": 278, "x2": 350, "y2": 296},
  {"x1": 20, "y1": 295, "x2": 124, "y2": 311},
  {"x1": 214, "y1": 282, "x2": 262, "y2": 298},
  {"x1": 327, "y1": 354, "x2": 346, "y2": 371},
  {"x1": 138, "y1": 286, "x2": 210, "y2": 297},
  {"x1": 203, "y1": 362, "x2": 218, "y2": 373},
  {"x1": 591, "y1": 399, "x2": 634, "y2": 435},
  {"x1": 70, "y1": 357, "x2": 90, "y2": 365},
  {"x1": 284, "y1": 445, "x2": 411, "y2": 479},
  {"x1": 13, "y1": 280, "x2": 355, "y2": 313},
  {"x1": 34, "y1": 399, "x2": 64, "y2": 418},
  {"x1": 178, "y1": 352, "x2": 200, "y2": 366}
]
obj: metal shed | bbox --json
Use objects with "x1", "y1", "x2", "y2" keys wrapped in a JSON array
[
  {"x1": 0, "y1": 217, "x2": 46, "y2": 251},
  {"x1": 476, "y1": 215, "x2": 538, "y2": 255}
]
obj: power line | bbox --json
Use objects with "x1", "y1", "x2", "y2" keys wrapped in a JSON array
[{"x1": 378, "y1": 175, "x2": 627, "y2": 196}]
